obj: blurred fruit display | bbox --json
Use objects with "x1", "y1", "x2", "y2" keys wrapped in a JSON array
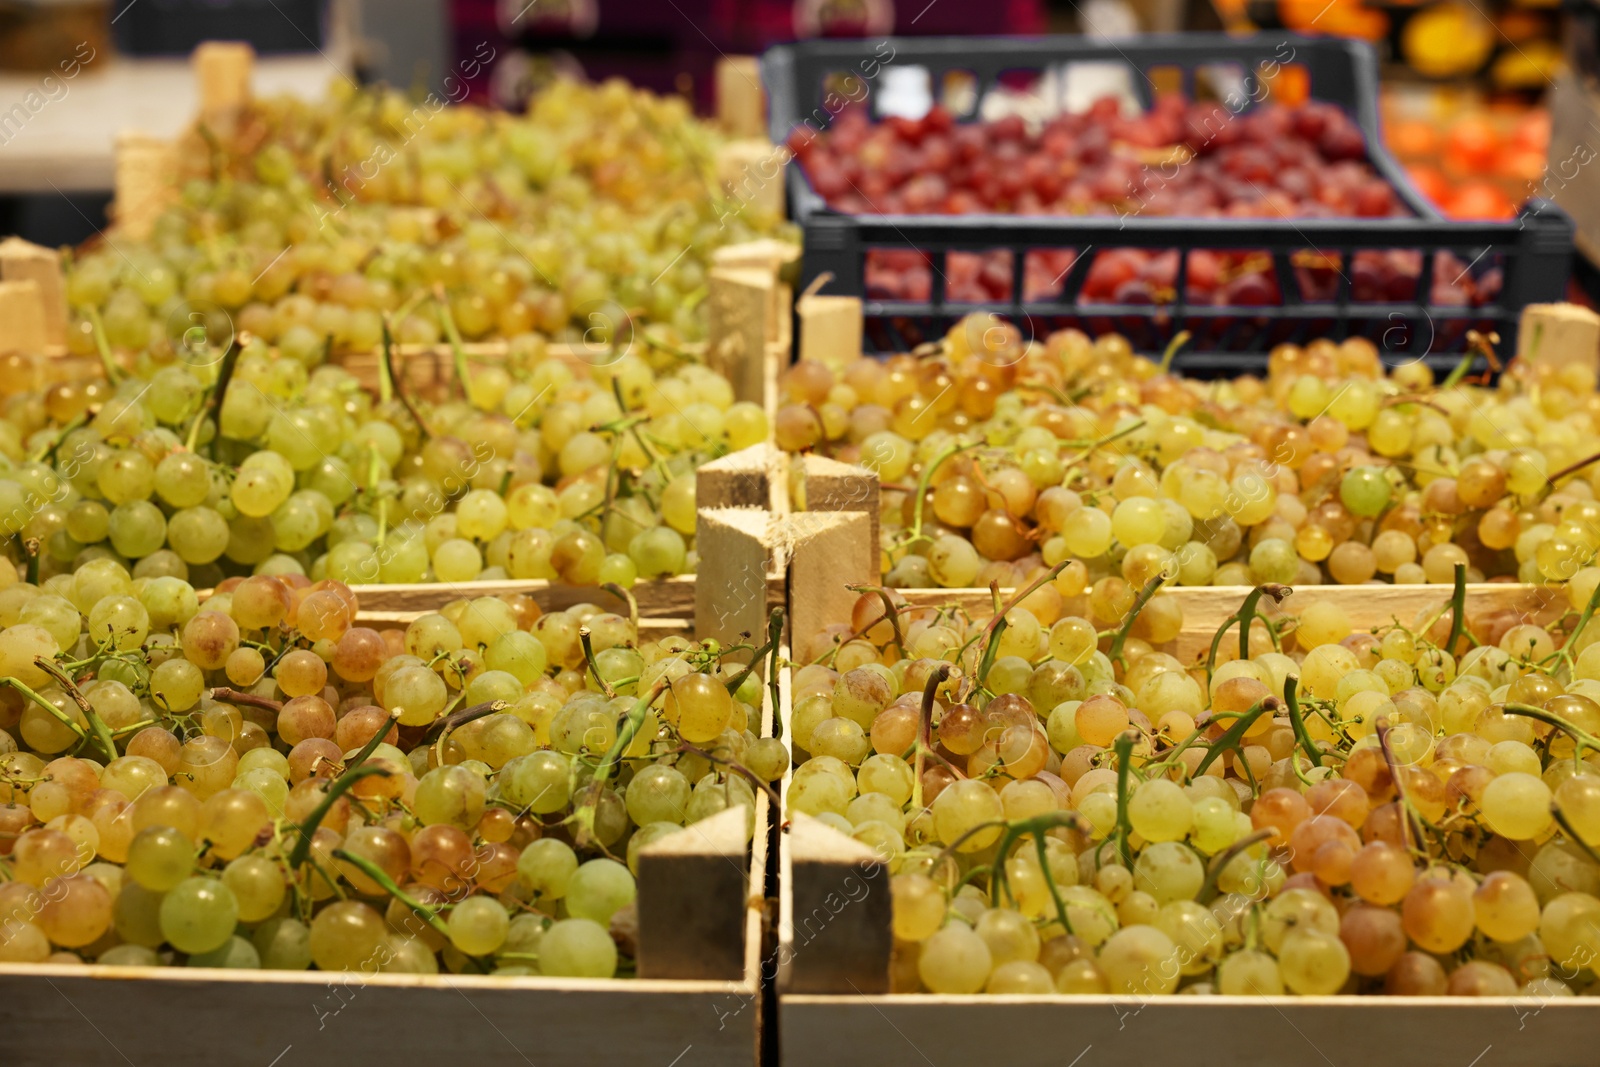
[{"x1": 1383, "y1": 88, "x2": 1551, "y2": 220}]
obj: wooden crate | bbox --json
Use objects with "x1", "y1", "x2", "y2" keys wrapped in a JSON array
[
  {"x1": 772, "y1": 518, "x2": 1591, "y2": 1067},
  {"x1": 0, "y1": 506, "x2": 788, "y2": 1067}
]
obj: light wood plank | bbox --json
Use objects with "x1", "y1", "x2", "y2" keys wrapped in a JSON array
[
  {"x1": 112, "y1": 132, "x2": 178, "y2": 240},
  {"x1": 779, "y1": 814, "x2": 892, "y2": 996},
  {"x1": 695, "y1": 508, "x2": 781, "y2": 647},
  {"x1": 797, "y1": 291, "x2": 862, "y2": 367},
  {"x1": 792, "y1": 455, "x2": 879, "y2": 554},
  {"x1": 0, "y1": 279, "x2": 47, "y2": 355},
  {"x1": 785, "y1": 511, "x2": 876, "y2": 646},
  {"x1": 193, "y1": 41, "x2": 253, "y2": 134},
  {"x1": 1520, "y1": 302, "x2": 1600, "y2": 371},
  {"x1": 716, "y1": 56, "x2": 767, "y2": 139},
  {"x1": 780, "y1": 994, "x2": 1598, "y2": 1067},
  {"x1": 0, "y1": 964, "x2": 754, "y2": 1067},
  {"x1": 0, "y1": 238, "x2": 65, "y2": 347}
]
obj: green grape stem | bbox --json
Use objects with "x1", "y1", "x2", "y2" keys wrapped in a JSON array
[
  {"x1": 579, "y1": 626, "x2": 616, "y2": 699},
  {"x1": 1550, "y1": 805, "x2": 1600, "y2": 866},
  {"x1": 286, "y1": 765, "x2": 392, "y2": 870},
  {"x1": 1196, "y1": 827, "x2": 1276, "y2": 904},
  {"x1": 1192, "y1": 697, "x2": 1280, "y2": 779},
  {"x1": 910, "y1": 663, "x2": 956, "y2": 815},
  {"x1": 346, "y1": 708, "x2": 403, "y2": 770},
  {"x1": 331, "y1": 848, "x2": 487, "y2": 972},
  {"x1": 1205, "y1": 584, "x2": 1291, "y2": 682},
  {"x1": 1374, "y1": 717, "x2": 1425, "y2": 858},
  {"x1": 1446, "y1": 563, "x2": 1469, "y2": 656},
  {"x1": 1157, "y1": 330, "x2": 1193, "y2": 375},
  {"x1": 20, "y1": 535, "x2": 39, "y2": 587},
  {"x1": 1504, "y1": 703, "x2": 1600, "y2": 756},
  {"x1": 601, "y1": 582, "x2": 640, "y2": 633},
  {"x1": 31, "y1": 657, "x2": 117, "y2": 763},
  {"x1": 84, "y1": 307, "x2": 122, "y2": 384},
  {"x1": 0, "y1": 675, "x2": 89, "y2": 749},
  {"x1": 594, "y1": 678, "x2": 672, "y2": 793},
  {"x1": 1109, "y1": 574, "x2": 1165, "y2": 671},
  {"x1": 905, "y1": 440, "x2": 979, "y2": 548},
  {"x1": 432, "y1": 285, "x2": 474, "y2": 402},
  {"x1": 1282, "y1": 675, "x2": 1322, "y2": 768},
  {"x1": 201, "y1": 338, "x2": 242, "y2": 460},
  {"x1": 380, "y1": 315, "x2": 433, "y2": 439},
  {"x1": 1107, "y1": 731, "x2": 1138, "y2": 868},
  {"x1": 845, "y1": 585, "x2": 907, "y2": 660}
]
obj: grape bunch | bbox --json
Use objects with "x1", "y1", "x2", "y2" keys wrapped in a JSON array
[
  {"x1": 789, "y1": 575, "x2": 1600, "y2": 998},
  {"x1": 775, "y1": 316, "x2": 1600, "y2": 600},
  {"x1": 0, "y1": 315, "x2": 767, "y2": 587},
  {"x1": 63, "y1": 77, "x2": 795, "y2": 362},
  {"x1": 786, "y1": 98, "x2": 1490, "y2": 309},
  {"x1": 0, "y1": 567, "x2": 786, "y2": 976}
]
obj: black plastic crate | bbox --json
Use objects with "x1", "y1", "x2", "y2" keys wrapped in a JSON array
[{"x1": 762, "y1": 33, "x2": 1575, "y2": 371}]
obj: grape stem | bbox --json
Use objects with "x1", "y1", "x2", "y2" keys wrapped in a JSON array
[
  {"x1": 380, "y1": 315, "x2": 433, "y2": 439},
  {"x1": 1545, "y1": 447, "x2": 1600, "y2": 488},
  {"x1": 846, "y1": 585, "x2": 907, "y2": 660},
  {"x1": 1108, "y1": 574, "x2": 1165, "y2": 671},
  {"x1": 286, "y1": 765, "x2": 392, "y2": 869},
  {"x1": 1196, "y1": 827, "x2": 1275, "y2": 904},
  {"x1": 1503, "y1": 703, "x2": 1600, "y2": 758},
  {"x1": 208, "y1": 687, "x2": 283, "y2": 713},
  {"x1": 29, "y1": 413, "x2": 87, "y2": 465},
  {"x1": 0, "y1": 675, "x2": 90, "y2": 749},
  {"x1": 31, "y1": 657, "x2": 118, "y2": 762},
  {"x1": 1204, "y1": 584, "x2": 1291, "y2": 683},
  {"x1": 200, "y1": 338, "x2": 242, "y2": 460},
  {"x1": 1109, "y1": 730, "x2": 1137, "y2": 868},
  {"x1": 1374, "y1": 716, "x2": 1425, "y2": 858},
  {"x1": 84, "y1": 307, "x2": 122, "y2": 384},
  {"x1": 331, "y1": 848, "x2": 489, "y2": 972},
  {"x1": 602, "y1": 582, "x2": 639, "y2": 633},
  {"x1": 579, "y1": 627, "x2": 616, "y2": 698},
  {"x1": 1282, "y1": 675, "x2": 1322, "y2": 768},
  {"x1": 1550, "y1": 805, "x2": 1600, "y2": 867},
  {"x1": 431, "y1": 284, "x2": 474, "y2": 402},
  {"x1": 963, "y1": 557, "x2": 1076, "y2": 701},
  {"x1": 346, "y1": 708, "x2": 403, "y2": 770},
  {"x1": 1446, "y1": 563, "x2": 1469, "y2": 656},
  {"x1": 588, "y1": 677, "x2": 672, "y2": 798},
  {"x1": 1192, "y1": 696, "x2": 1280, "y2": 779},
  {"x1": 670, "y1": 743, "x2": 783, "y2": 808},
  {"x1": 424, "y1": 700, "x2": 510, "y2": 771},
  {"x1": 904, "y1": 440, "x2": 979, "y2": 549},
  {"x1": 1157, "y1": 330, "x2": 1192, "y2": 375},
  {"x1": 985, "y1": 811, "x2": 1091, "y2": 935},
  {"x1": 910, "y1": 663, "x2": 956, "y2": 815},
  {"x1": 19, "y1": 535, "x2": 39, "y2": 587}
]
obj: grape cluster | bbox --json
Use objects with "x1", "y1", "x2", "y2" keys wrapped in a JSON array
[
  {"x1": 787, "y1": 99, "x2": 1489, "y2": 309},
  {"x1": 790, "y1": 577, "x2": 1600, "y2": 997},
  {"x1": 64, "y1": 78, "x2": 795, "y2": 361},
  {"x1": 0, "y1": 567, "x2": 784, "y2": 976},
  {"x1": 0, "y1": 321, "x2": 766, "y2": 587},
  {"x1": 776, "y1": 317, "x2": 1600, "y2": 597}
]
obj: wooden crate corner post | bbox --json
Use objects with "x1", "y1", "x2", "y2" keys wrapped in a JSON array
[
  {"x1": 0, "y1": 238, "x2": 65, "y2": 347},
  {"x1": 113, "y1": 133, "x2": 178, "y2": 240},
  {"x1": 1520, "y1": 302, "x2": 1600, "y2": 373},
  {"x1": 697, "y1": 442, "x2": 784, "y2": 512},
  {"x1": 707, "y1": 266, "x2": 782, "y2": 408},
  {"x1": 716, "y1": 56, "x2": 767, "y2": 140},
  {"x1": 792, "y1": 454, "x2": 879, "y2": 556},
  {"x1": 695, "y1": 506, "x2": 779, "y2": 648},
  {"x1": 635, "y1": 804, "x2": 751, "y2": 981},
  {"x1": 780, "y1": 812, "x2": 893, "y2": 995},
  {"x1": 796, "y1": 279, "x2": 862, "y2": 368},
  {"x1": 0, "y1": 279, "x2": 48, "y2": 355},
  {"x1": 784, "y1": 508, "x2": 875, "y2": 644},
  {"x1": 193, "y1": 41, "x2": 255, "y2": 133},
  {"x1": 714, "y1": 139, "x2": 787, "y2": 227}
]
